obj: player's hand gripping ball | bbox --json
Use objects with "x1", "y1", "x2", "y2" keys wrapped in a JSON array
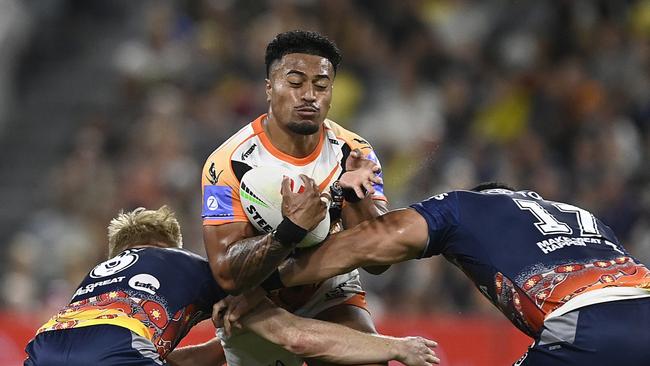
[{"x1": 240, "y1": 165, "x2": 330, "y2": 247}]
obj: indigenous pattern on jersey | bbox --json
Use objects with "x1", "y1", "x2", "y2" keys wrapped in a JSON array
[
  {"x1": 37, "y1": 248, "x2": 225, "y2": 358},
  {"x1": 411, "y1": 190, "x2": 650, "y2": 337},
  {"x1": 201, "y1": 114, "x2": 386, "y2": 226}
]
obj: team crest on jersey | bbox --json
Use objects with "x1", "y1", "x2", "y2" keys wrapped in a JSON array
[
  {"x1": 90, "y1": 250, "x2": 140, "y2": 278},
  {"x1": 206, "y1": 163, "x2": 223, "y2": 185},
  {"x1": 353, "y1": 137, "x2": 370, "y2": 146}
]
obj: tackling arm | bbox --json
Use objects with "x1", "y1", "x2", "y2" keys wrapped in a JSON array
[
  {"x1": 279, "y1": 208, "x2": 429, "y2": 287},
  {"x1": 165, "y1": 338, "x2": 226, "y2": 366},
  {"x1": 242, "y1": 299, "x2": 439, "y2": 365},
  {"x1": 341, "y1": 198, "x2": 390, "y2": 274}
]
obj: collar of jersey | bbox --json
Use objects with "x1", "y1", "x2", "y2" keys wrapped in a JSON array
[{"x1": 252, "y1": 114, "x2": 325, "y2": 166}]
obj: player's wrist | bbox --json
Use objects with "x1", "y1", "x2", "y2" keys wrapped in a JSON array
[
  {"x1": 391, "y1": 338, "x2": 408, "y2": 362},
  {"x1": 329, "y1": 181, "x2": 345, "y2": 210},
  {"x1": 342, "y1": 187, "x2": 364, "y2": 203},
  {"x1": 332, "y1": 179, "x2": 365, "y2": 203},
  {"x1": 272, "y1": 217, "x2": 308, "y2": 247},
  {"x1": 260, "y1": 269, "x2": 285, "y2": 293}
]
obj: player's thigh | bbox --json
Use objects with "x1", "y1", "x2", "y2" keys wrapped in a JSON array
[{"x1": 305, "y1": 303, "x2": 385, "y2": 366}]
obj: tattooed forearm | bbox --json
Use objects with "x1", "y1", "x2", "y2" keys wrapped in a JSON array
[{"x1": 224, "y1": 234, "x2": 293, "y2": 294}]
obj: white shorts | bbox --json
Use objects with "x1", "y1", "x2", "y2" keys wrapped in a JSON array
[{"x1": 218, "y1": 270, "x2": 367, "y2": 366}]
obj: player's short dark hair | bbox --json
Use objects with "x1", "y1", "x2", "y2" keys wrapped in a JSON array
[
  {"x1": 470, "y1": 182, "x2": 516, "y2": 192},
  {"x1": 265, "y1": 30, "x2": 342, "y2": 77}
]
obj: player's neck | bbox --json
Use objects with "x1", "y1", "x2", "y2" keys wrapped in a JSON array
[{"x1": 263, "y1": 115, "x2": 322, "y2": 158}]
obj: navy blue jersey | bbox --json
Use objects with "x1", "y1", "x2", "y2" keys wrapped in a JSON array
[
  {"x1": 410, "y1": 189, "x2": 650, "y2": 337},
  {"x1": 37, "y1": 247, "x2": 226, "y2": 358}
]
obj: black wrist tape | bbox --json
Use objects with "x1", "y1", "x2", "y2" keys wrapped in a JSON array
[
  {"x1": 261, "y1": 269, "x2": 285, "y2": 293},
  {"x1": 274, "y1": 217, "x2": 308, "y2": 246},
  {"x1": 342, "y1": 187, "x2": 365, "y2": 203}
]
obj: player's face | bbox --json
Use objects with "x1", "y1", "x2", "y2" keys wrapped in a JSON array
[{"x1": 266, "y1": 53, "x2": 334, "y2": 135}]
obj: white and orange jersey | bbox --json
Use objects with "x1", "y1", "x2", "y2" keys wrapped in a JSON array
[{"x1": 201, "y1": 114, "x2": 386, "y2": 226}]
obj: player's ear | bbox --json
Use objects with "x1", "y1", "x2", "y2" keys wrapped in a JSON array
[{"x1": 265, "y1": 79, "x2": 271, "y2": 102}]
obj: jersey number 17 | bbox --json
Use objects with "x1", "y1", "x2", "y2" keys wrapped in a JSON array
[{"x1": 514, "y1": 199, "x2": 600, "y2": 237}]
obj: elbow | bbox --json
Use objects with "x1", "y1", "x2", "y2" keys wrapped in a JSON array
[
  {"x1": 219, "y1": 279, "x2": 243, "y2": 296},
  {"x1": 363, "y1": 264, "x2": 390, "y2": 275},
  {"x1": 211, "y1": 264, "x2": 244, "y2": 295},
  {"x1": 218, "y1": 276, "x2": 245, "y2": 295}
]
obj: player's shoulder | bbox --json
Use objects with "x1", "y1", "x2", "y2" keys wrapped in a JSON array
[
  {"x1": 202, "y1": 122, "x2": 258, "y2": 187},
  {"x1": 324, "y1": 119, "x2": 374, "y2": 151},
  {"x1": 418, "y1": 190, "x2": 462, "y2": 206},
  {"x1": 205, "y1": 122, "x2": 256, "y2": 165},
  {"x1": 148, "y1": 247, "x2": 209, "y2": 264},
  {"x1": 451, "y1": 189, "x2": 518, "y2": 205}
]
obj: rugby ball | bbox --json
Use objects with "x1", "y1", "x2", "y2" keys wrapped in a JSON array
[{"x1": 239, "y1": 165, "x2": 330, "y2": 248}]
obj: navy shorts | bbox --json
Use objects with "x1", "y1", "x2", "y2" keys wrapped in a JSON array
[
  {"x1": 515, "y1": 297, "x2": 650, "y2": 366},
  {"x1": 24, "y1": 324, "x2": 166, "y2": 366}
]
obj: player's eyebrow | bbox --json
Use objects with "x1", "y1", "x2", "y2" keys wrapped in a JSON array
[{"x1": 286, "y1": 70, "x2": 330, "y2": 80}]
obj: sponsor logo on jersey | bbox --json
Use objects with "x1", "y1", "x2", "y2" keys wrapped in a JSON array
[
  {"x1": 90, "y1": 250, "x2": 140, "y2": 278},
  {"x1": 246, "y1": 205, "x2": 273, "y2": 233},
  {"x1": 328, "y1": 138, "x2": 339, "y2": 145},
  {"x1": 240, "y1": 143, "x2": 257, "y2": 160},
  {"x1": 536, "y1": 236, "x2": 622, "y2": 255},
  {"x1": 128, "y1": 273, "x2": 160, "y2": 295},
  {"x1": 74, "y1": 276, "x2": 126, "y2": 297},
  {"x1": 202, "y1": 185, "x2": 234, "y2": 219},
  {"x1": 206, "y1": 195, "x2": 219, "y2": 210}
]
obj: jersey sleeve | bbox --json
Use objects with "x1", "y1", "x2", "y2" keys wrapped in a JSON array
[
  {"x1": 409, "y1": 191, "x2": 460, "y2": 258},
  {"x1": 201, "y1": 151, "x2": 247, "y2": 226}
]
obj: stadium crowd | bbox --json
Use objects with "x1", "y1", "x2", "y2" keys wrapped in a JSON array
[{"x1": 2, "y1": 0, "x2": 650, "y2": 323}]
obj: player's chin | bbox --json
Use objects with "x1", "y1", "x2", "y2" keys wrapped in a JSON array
[{"x1": 287, "y1": 120, "x2": 321, "y2": 135}]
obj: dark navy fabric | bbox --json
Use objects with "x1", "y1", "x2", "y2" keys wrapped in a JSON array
[
  {"x1": 25, "y1": 325, "x2": 165, "y2": 366},
  {"x1": 25, "y1": 247, "x2": 226, "y2": 364},
  {"x1": 516, "y1": 297, "x2": 650, "y2": 366},
  {"x1": 70, "y1": 247, "x2": 225, "y2": 311},
  {"x1": 410, "y1": 189, "x2": 648, "y2": 336}
]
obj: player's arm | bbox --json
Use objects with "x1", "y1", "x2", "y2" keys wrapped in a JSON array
[
  {"x1": 337, "y1": 148, "x2": 391, "y2": 274},
  {"x1": 166, "y1": 338, "x2": 226, "y2": 366},
  {"x1": 279, "y1": 208, "x2": 429, "y2": 287},
  {"x1": 205, "y1": 176, "x2": 328, "y2": 294},
  {"x1": 204, "y1": 222, "x2": 286, "y2": 295},
  {"x1": 342, "y1": 197, "x2": 390, "y2": 274},
  {"x1": 242, "y1": 299, "x2": 439, "y2": 365}
]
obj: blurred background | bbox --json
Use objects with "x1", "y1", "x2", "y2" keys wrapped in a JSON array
[{"x1": 1, "y1": 0, "x2": 649, "y2": 364}]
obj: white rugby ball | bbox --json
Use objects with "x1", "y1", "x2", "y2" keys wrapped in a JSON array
[{"x1": 239, "y1": 165, "x2": 330, "y2": 248}]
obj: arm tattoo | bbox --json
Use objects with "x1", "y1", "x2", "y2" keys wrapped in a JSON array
[{"x1": 225, "y1": 234, "x2": 293, "y2": 292}]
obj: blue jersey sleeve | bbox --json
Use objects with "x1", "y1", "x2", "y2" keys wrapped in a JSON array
[{"x1": 409, "y1": 192, "x2": 460, "y2": 258}]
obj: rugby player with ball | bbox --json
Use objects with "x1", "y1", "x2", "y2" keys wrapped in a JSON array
[{"x1": 198, "y1": 30, "x2": 390, "y2": 366}]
